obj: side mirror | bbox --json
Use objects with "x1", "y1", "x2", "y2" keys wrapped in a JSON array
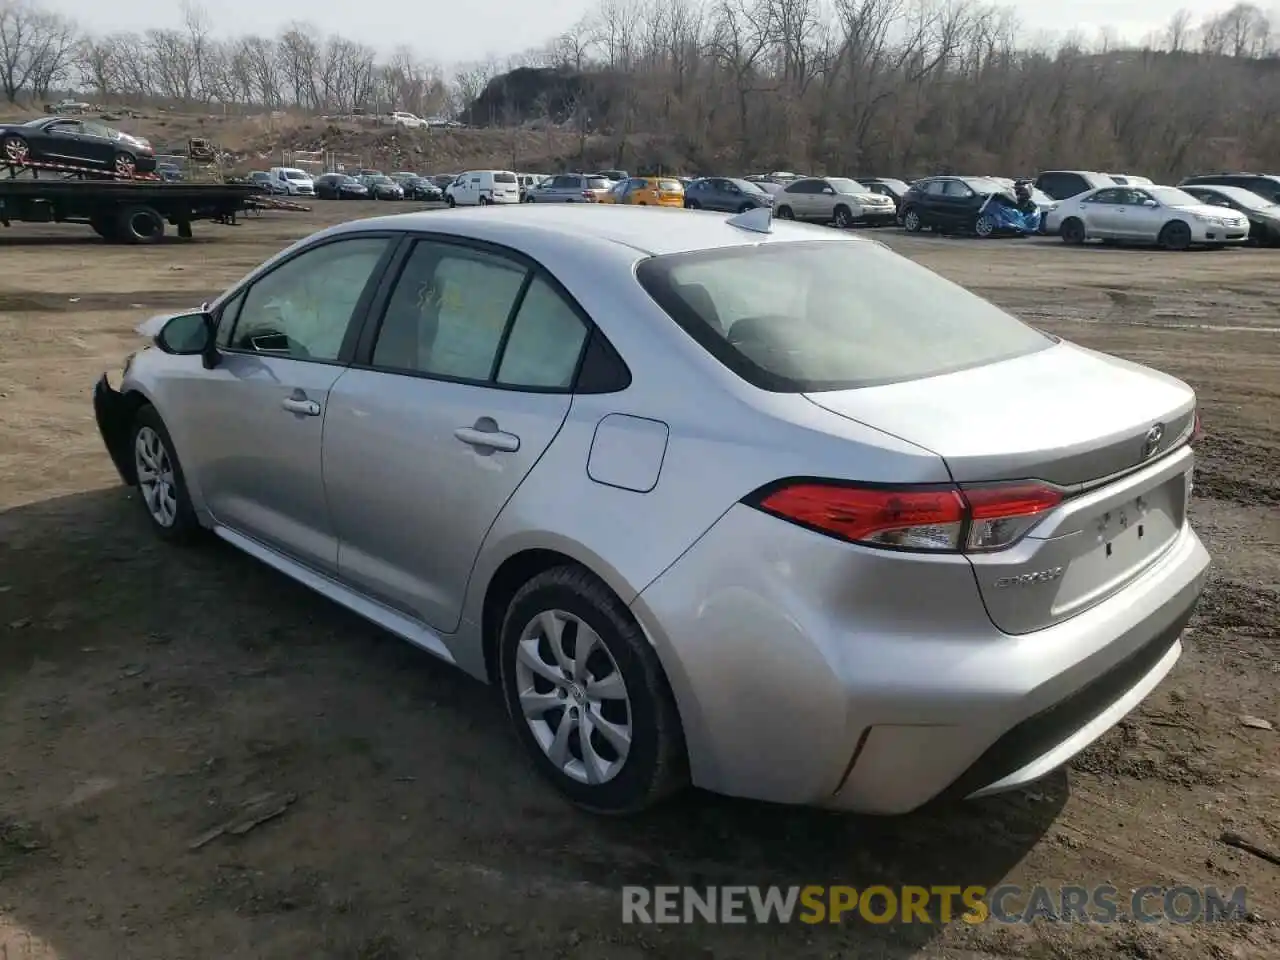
[{"x1": 155, "y1": 312, "x2": 219, "y2": 369}]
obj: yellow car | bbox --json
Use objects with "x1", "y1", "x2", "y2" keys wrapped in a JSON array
[{"x1": 602, "y1": 176, "x2": 686, "y2": 208}]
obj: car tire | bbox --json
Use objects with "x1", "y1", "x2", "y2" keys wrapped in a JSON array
[
  {"x1": 974, "y1": 213, "x2": 996, "y2": 238},
  {"x1": 902, "y1": 208, "x2": 922, "y2": 232},
  {"x1": 775, "y1": 205, "x2": 794, "y2": 220},
  {"x1": 116, "y1": 205, "x2": 165, "y2": 244},
  {"x1": 130, "y1": 405, "x2": 202, "y2": 544},
  {"x1": 1158, "y1": 220, "x2": 1192, "y2": 251},
  {"x1": 833, "y1": 205, "x2": 853, "y2": 228},
  {"x1": 113, "y1": 151, "x2": 137, "y2": 176},
  {"x1": 478, "y1": 196, "x2": 489, "y2": 206},
  {"x1": 498, "y1": 565, "x2": 687, "y2": 815},
  {"x1": 1060, "y1": 217, "x2": 1086, "y2": 245},
  {"x1": 686, "y1": 198, "x2": 701, "y2": 210},
  {"x1": 2, "y1": 134, "x2": 31, "y2": 165},
  {"x1": 737, "y1": 203, "x2": 754, "y2": 214},
  {"x1": 446, "y1": 195, "x2": 455, "y2": 208}
]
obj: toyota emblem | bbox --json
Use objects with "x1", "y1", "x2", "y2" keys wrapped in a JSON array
[{"x1": 1142, "y1": 423, "x2": 1165, "y2": 459}]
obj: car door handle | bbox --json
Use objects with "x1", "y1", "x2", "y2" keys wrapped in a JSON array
[
  {"x1": 454, "y1": 424, "x2": 520, "y2": 452},
  {"x1": 282, "y1": 397, "x2": 321, "y2": 416}
]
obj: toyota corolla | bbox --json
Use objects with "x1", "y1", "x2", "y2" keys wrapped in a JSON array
[{"x1": 92, "y1": 205, "x2": 1209, "y2": 815}]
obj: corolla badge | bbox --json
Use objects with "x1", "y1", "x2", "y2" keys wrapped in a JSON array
[
  {"x1": 1142, "y1": 423, "x2": 1165, "y2": 460},
  {"x1": 994, "y1": 567, "x2": 1064, "y2": 588}
]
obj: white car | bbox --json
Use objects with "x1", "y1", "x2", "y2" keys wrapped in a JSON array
[
  {"x1": 268, "y1": 167, "x2": 316, "y2": 197},
  {"x1": 772, "y1": 176, "x2": 899, "y2": 228},
  {"x1": 1046, "y1": 185, "x2": 1251, "y2": 250},
  {"x1": 445, "y1": 170, "x2": 521, "y2": 206},
  {"x1": 390, "y1": 112, "x2": 426, "y2": 129}
]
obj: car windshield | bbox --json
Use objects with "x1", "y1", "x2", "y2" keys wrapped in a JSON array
[
  {"x1": 371, "y1": 176, "x2": 393, "y2": 184},
  {"x1": 284, "y1": 170, "x2": 309, "y2": 180},
  {"x1": 729, "y1": 178, "x2": 767, "y2": 195},
  {"x1": 827, "y1": 177, "x2": 868, "y2": 194},
  {"x1": 635, "y1": 241, "x2": 1052, "y2": 392},
  {"x1": 1198, "y1": 186, "x2": 1272, "y2": 210},
  {"x1": 1147, "y1": 187, "x2": 1201, "y2": 206},
  {"x1": 964, "y1": 178, "x2": 1007, "y2": 194}
]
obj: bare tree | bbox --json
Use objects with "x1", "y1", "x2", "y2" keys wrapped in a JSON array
[
  {"x1": 1165, "y1": 9, "x2": 1193, "y2": 52},
  {"x1": 0, "y1": 1, "x2": 76, "y2": 103}
]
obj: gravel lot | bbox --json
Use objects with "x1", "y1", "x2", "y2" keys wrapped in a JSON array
[{"x1": 0, "y1": 205, "x2": 1276, "y2": 959}]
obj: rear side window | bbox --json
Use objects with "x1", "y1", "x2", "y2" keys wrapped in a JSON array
[
  {"x1": 635, "y1": 241, "x2": 1051, "y2": 392},
  {"x1": 494, "y1": 172, "x2": 517, "y2": 183}
]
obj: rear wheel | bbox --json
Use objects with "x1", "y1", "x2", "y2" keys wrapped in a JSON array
[
  {"x1": 1060, "y1": 217, "x2": 1086, "y2": 245},
  {"x1": 686, "y1": 198, "x2": 701, "y2": 210},
  {"x1": 116, "y1": 205, "x2": 165, "y2": 244},
  {"x1": 902, "y1": 208, "x2": 922, "y2": 232},
  {"x1": 1158, "y1": 220, "x2": 1192, "y2": 251},
  {"x1": 478, "y1": 196, "x2": 489, "y2": 206},
  {"x1": 498, "y1": 566, "x2": 687, "y2": 815},
  {"x1": 3, "y1": 135, "x2": 30, "y2": 165},
  {"x1": 775, "y1": 205, "x2": 794, "y2": 220},
  {"x1": 737, "y1": 202, "x2": 754, "y2": 214},
  {"x1": 446, "y1": 195, "x2": 456, "y2": 208}
]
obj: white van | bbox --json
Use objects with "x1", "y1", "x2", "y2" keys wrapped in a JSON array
[
  {"x1": 268, "y1": 167, "x2": 315, "y2": 196},
  {"x1": 446, "y1": 170, "x2": 520, "y2": 206}
]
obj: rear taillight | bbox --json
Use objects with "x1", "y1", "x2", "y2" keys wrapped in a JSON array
[
  {"x1": 582, "y1": 190, "x2": 595, "y2": 201},
  {"x1": 748, "y1": 480, "x2": 1064, "y2": 553}
]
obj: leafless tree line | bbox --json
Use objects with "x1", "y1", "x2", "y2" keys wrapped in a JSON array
[{"x1": 1, "y1": 0, "x2": 1279, "y2": 175}]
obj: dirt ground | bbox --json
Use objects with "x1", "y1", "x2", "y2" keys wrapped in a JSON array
[{"x1": 0, "y1": 205, "x2": 1276, "y2": 960}]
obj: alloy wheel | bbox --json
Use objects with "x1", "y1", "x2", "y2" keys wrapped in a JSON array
[
  {"x1": 3, "y1": 136, "x2": 29, "y2": 163},
  {"x1": 513, "y1": 609, "x2": 633, "y2": 785},
  {"x1": 134, "y1": 426, "x2": 178, "y2": 527},
  {"x1": 114, "y1": 152, "x2": 136, "y2": 176}
]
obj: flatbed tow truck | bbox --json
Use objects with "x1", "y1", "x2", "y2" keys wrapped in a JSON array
[{"x1": 0, "y1": 155, "x2": 268, "y2": 243}]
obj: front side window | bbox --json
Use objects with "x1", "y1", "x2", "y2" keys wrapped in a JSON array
[
  {"x1": 636, "y1": 241, "x2": 1051, "y2": 392},
  {"x1": 371, "y1": 242, "x2": 527, "y2": 381},
  {"x1": 229, "y1": 237, "x2": 391, "y2": 361}
]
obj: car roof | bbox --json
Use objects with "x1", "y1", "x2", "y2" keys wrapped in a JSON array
[{"x1": 322, "y1": 205, "x2": 867, "y2": 257}]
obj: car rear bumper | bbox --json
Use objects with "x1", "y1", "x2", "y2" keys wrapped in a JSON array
[
  {"x1": 632, "y1": 502, "x2": 1209, "y2": 814},
  {"x1": 94, "y1": 373, "x2": 135, "y2": 485}
]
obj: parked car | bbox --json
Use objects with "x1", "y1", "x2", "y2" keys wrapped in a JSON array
[
  {"x1": 361, "y1": 174, "x2": 405, "y2": 200},
  {"x1": 1178, "y1": 173, "x2": 1280, "y2": 205},
  {"x1": 431, "y1": 173, "x2": 459, "y2": 192},
  {"x1": 156, "y1": 162, "x2": 184, "y2": 182},
  {"x1": 1180, "y1": 184, "x2": 1280, "y2": 246},
  {"x1": 853, "y1": 177, "x2": 912, "y2": 214},
  {"x1": 269, "y1": 167, "x2": 316, "y2": 197},
  {"x1": 683, "y1": 177, "x2": 774, "y2": 213},
  {"x1": 446, "y1": 170, "x2": 520, "y2": 206},
  {"x1": 399, "y1": 176, "x2": 442, "y2": 201},
  {"x1": 388, "y1": 112, "x2": 426, "y2": 129},
  {"x1": 1033, "y1": 170, "x2": 1116, "y2": 201},
  {"x1": 773, "y1": 177, "x2": 898, "y2": 227},
  {"x1": 314, "y1": 173, "x2": 370, "y2": 200},
  {"x1": 1045, "y1": 185, "x2": 1251, "y2": 249},
  {"x1": 898, "y1": 176, "x2": 1025, "y2": 235},
  {"x1": 0, "y1": 116, "x2": 157, "y2": 174},
  {"x1": 517, "y1": 173, "x2": 546, "y2": 201},
  {"x1": 92, "y1": 205, "x2": 1209, "y2": 815},
  {"x1": 247, "y1": 171, "x2": 286, "y2": 195},
  {"x1": 526, "y1": 173, "x2": 612, "y2": 203},
  {"x1": 599, "y1": 176, "x2": 685, "y2": 207}
]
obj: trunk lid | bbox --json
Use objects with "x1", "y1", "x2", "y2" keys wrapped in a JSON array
[{"x1": 806, "y1": 342, "x2": 1197, "y2": 634}]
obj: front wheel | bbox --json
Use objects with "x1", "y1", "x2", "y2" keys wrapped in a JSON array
[
  {"x1": 446, "y1": 195, "x2": 456, "y2": 208},
  {"x1": 686, "y1": 199, "x2": 701, "y2": 210},
  {"x1": 833, "y1": 206, "x2": 853, "y2": 229},
  {"x1": 478, "y1": 196, "x2": 489, "y2": 206},
  {"x1": 130, "y1": 406, "x2": 202, "y2": 543},
  {"x1": 902, "y1": 208, "x2": 922, "y2": 232},
  {"x1": 499, "y1": 566, "x2": 687, "y2": 815},
  {"x1": 974, "y1": 213, "x2": 996, "y2": 238},
  {"x1": 1158, "y1": 220, "x2": 1192, "y2": 251}
]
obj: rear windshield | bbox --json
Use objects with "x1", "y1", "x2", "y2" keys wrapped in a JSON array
[
  {"x1": 586, "y1": 177, "x2": 609, "y2": 189},
  {"x1": 635, "y1": 241, "x2": 1052, "y2": 392},
  {"x1": 494, "y1": 172, "x2": 517, "y2": 183},
  {"x1": 659, "y1": 179, "x2": 682, "y2": 191}
]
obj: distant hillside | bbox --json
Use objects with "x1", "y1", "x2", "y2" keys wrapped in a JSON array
[{"x1": 466, "y1": 67, "x2": 610, "y2": 128}]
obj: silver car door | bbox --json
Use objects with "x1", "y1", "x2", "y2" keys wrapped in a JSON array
[
  {"x1": 1082, "y1": 188, "x2": 1122, "y2": 237},
  {"x1": 323, "y1": 239, "x2": 585, "y2": 633},
  {"x1": 1124, "y1": 189, "x2": 1164, "y2": 239},
  {"x1": 181, "y1": 234, "x2": 397, "y2": 574}
]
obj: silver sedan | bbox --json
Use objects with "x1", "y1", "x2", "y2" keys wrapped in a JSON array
[
  {"x1": 93, "y1": 205, "x2": 1210, "y2": 815},
  {"x1": 1045, "y1": 184, "x2": 1251, "y2": 249}
]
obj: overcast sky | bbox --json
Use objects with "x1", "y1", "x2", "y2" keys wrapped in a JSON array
[{"x1": 40, "y1": 0, "x2": 1240, "y2": 66}]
